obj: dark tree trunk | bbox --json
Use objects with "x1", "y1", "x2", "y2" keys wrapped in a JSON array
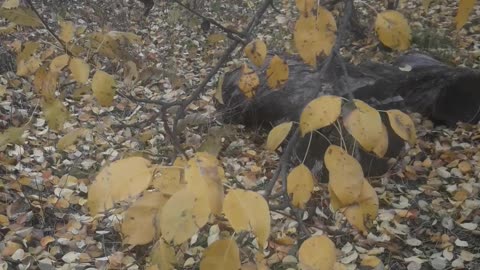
[{"x1": 217, "y1": 53, "x2": 480, "y2": 178}]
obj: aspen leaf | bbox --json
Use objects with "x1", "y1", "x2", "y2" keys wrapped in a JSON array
[
  {"x1": 343, "y1": 100, "x2": 386, "y2": 156},
  {"x1": 59, "y1": 21, "x2": 75, "y2": 43},
  {"x1": 238, "y1": 64, "x2": 259, "y2": 99},
  {"x1": 121, "y1": 192, "x2": 170, "y2": 246},
  {"x1": 2, "y1": 0, "x2": 19, "y2": 9},
  {"x1": 372, "y1": 124, "x2": 389, "y2": 158},
  {"x1": 300, "y1": 95, "x2": 342, "y2": 136},
  {"x1": 244, "y1": 39, "x2": 267, "y2": 67},
  {"x1": 16, "y1": 56, "x2": 41, "y2": 76},
  {"x1": 160, "y1": 188, "x2": 210, "y2": 245},
  {"x1": 214, "y1": 74, "x2": 224, "y2": 104},
  {"x1": 57, "y1": 128, "x2": 87, "y2": 150},
  {"x1": 361, "y1": 256, "x2": 382, "y2": 268},
  {"x1": 375, "y1": 11, "x2": 411, "y2": 51},
  {"x1": 357, "y1": 180, "x2": 379, "y2": 228},
  {"x1": 69, "y1": 58, "x2": 90, "y2": 83},
  {"x1": 287, "y1": 164, "x2": 314, "y2": 209},
  {"x1": 294, "y1": 7, "x2": 336, "y2": 67},
  {"x1": 50, "y1": 54, "x2": 70, "y2": 73},
  {"x1": 298, "y1": 235, "x2": 336, "y2": 270},
  {"x1": 455, "y1": 0, "x2": 476, "y2": 30},
  {"x1": 266, "y1": 121, "x2": 292, "y2": 151},
  {"x1": 42, "y1": 99, "x2": 69, "y2": 130},
  {"x1": 328, "y1": 184, "x2": 343, "y2": 211},
  {"x1": 87, "y1": 157, "x2": 153, "y2": 215},
  {"x1": 343, "y1": 204, "x2": 367, "y2": 233},
  {"x1": 152, "y1": 166, "x2": 185, "y2": 196},
  {"x1": 266, "y1": 55, "x2": 289, "y2": 90},
  {"x1": 185, "y1": 152, "x2": 225, "y2": 215},
  {"x1": 0, "y1": 127, "x2": 25, "y2": 148},
  {"x1": 200, "y1": 239, "x2": 241, "y2": 270},
  {"x1": 325, "y1": 145, "x2": 364, "y2": 205},
  {"x1": 149, "y1": 240, "x2": 176, "y2": 270},
  {"x1": 295, "y1": 0, "x2": 316, "y2": 15},
  {"x1": 223, "y1": 189, "x2": 270, "y2": 249},
  {"x1": 124, "y1": 61, "x2": 138, "y2": 86},
  {"x1": 92, "y1": 70, "x2": 116, "y2": 106},
  {"x1": 0, "y1": 7, "x2": 42, "y2": 27},
  {"x1": 386, "y1": 109, "x2": 416, "y2": 145},
  {"x1": 34, "y1": 68, "x2": 58, "y2": 100}
]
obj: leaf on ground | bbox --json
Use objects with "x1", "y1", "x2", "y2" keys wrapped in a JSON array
[
  {"x1": 238, "y1": 64, "x2": 259, "y2": 99},
  {"x1": 49, "y1": 54, "x2": 70, "y2": 73},
  {"x1": 266, "y1": 121, "x2": 292, "y2": 151},
  {"x1": 287, "y1": 164, "x2": 314, "y2": 209},
  {"x1": 149, "y1": 240, "x2": 176, "y2": 270},
  {"x1": 325, "y1": 145, "x2": 364, "y2": 205},
  {"x1": 124, "y1": 61, "x2": 138, "y2": 86},
  {"x1": 92, "y1": 70, "x2": 116, "y2": 107},
  {"x1": 57, "y1": 128, "x2": 87, "y2": 150},
  {"x1": 343, "y1": 100, "x2": 387, "y2": 157},
  {"x1": 59, "y1": 20, "x2": 75, "y2": 43},
  {"x1": 300, "y1": 95, "x2": 342, "y2": 136},
  {"x1": 2, "y1": 0, "x2": 19, "y2": 9},
  {"x1": 343, "y1": 204, "x2": 367, "y2": 233},
  {"x1": 121, "y1": 192, "x2": 170, "y2": 246},
  {"x1": 185, "y1": 152, "x2": 225, "y2": 215},
  {"x1": 199, "y1": 239, "x2": 241, "y2": 270},
  {"x1": 295, "y1": 0, "x2": 316, "y2": 15},
  {"x1": 455, "y1": 0, "x2": 476, "y2": 30},
  {"x1": 375, "y1": 10, "x2": 411, "y2": 51},
  {"x1": 298, "y1": 235, "x2": 337, "y2": 270},
  {"x1": 87, "y1": 157, "x2": 153, "y2": 215},
  {"x1": 159, "y1": 188, "x2": 210, "y2": 245},
  {"x1": 244, "y1": 39, "x2": 267, "y2": 67},
  {"x1": 0, "y1": 7, "x2": 42, "y2": 27},
  {"x1": 294, "y1": 6, "x2": 336, "y2": 67},
  {"x1": 223, "y1": 189, "x2": 270, "y2": 249},
  {"x1": 42, "y1": 99, "x2": 69, "y2": 131},
  {"x1": 386, "y1": 109, "x2": 416, "y2": 145},
  {"x1": 69, "y1": 57, "x2": 90, "y2": 83},
  {"x1": 0, "y1": 127, "x2": 25, "y2": 148},
  {"x1": 214, "y1": 74, "x2": 224, "y2": 104},
  {"x1": 266, "y1": 55, "x2": 289, "y2": 90}
]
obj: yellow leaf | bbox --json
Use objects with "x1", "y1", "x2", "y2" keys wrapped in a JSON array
[
  {"x1": 42, "y1": 99, "x2": 69, "y2": 130},
  {"x1": 57, "y1": 128, "x2": 87, "y2": 150},
  {"x1": 34, "y1": 68, "x2": 58, "y2": 100},
  {"x1": 361, "y1": 255, "x2": 382, "y2": 268},
  {"x1": 149, "y1": 240, "x2": 176, "y2": 270},
  {"x1": 295, "y1": 0, "x2": 316, "y2": 15},
  {"x1": 244, "y1": 39, "x2": 267, "y2": 67},
  {"x1": 343, "y1": 100, "x2": 386, "y2": 156},
  {"x1": 49, "y1": 54, "x2": 70, "y2": 73},
  {"x1": 152, "y1": 166, "x2": 185, "y2": 195},
  {"x1": 299, "y1": 95, "x2": 342, "y2": 136},
  {"x1": 287, "y1": 164, "x2": 314, "y2": 209},
  {"x1": 266, "y1": 55, "x2": 289, "y2": 90},
  {"x1": 324, "y1": 145, "x2": 364, "y2": 205},
  {"x1": 200, "y1": 239, "x2": 241, "y2": 270},
  {"x1": 0, "y1": 22, "x2": 16, "y2": 35},
  {"x1": 124, "y1": 61, "x2": 138, "y2": 86},
  {"x1": 87, "y1": 157, "x2": 153, "y2": 215},
  {"x1": 223, "y1": 189, "x2": 270, "y2": 249},
  {"x1": 357, "y1": 180, "x2": 379, "y2": 228},
  {"x1": 294, "y1": 7, "x2": 337, "y2": 67},
  {"x1": 0, "y1": 85, "x2": 5, "y2": 97},
  {"x1": 16, "y1": 56, "x2": 41, "y2": 76},
  {"x1": 0, "y1": 127, "x2": 25, "y2": 148},
  {"x1": 343, "y1": 204, "x2": 367, "y2": 233},
  {"x1": 455, "y1": 0, "x2": 476, "y2": 30},
  {"x1": 207, "y1": 33, "x2": 226, "y2": 44},
  {"x1": 266, "y1": 121, "x2": 292, "y2": 151},
  {"x1": 214, "y1": 74, "x2": 224, "y2": 104},
  {"x1": 0, "y1": 7, "x2": 42, "y2": 27},
  {"x1": 386, "y1": 109, "x2": 416, "y2": 145},
  {"x1": 238, "y1": 64, "x2": 259, "y2": 99},
  {"x1": 328, "y1": 184, "x2": 343, "y2": 211},
  {"x1": 92, "y1": 70, "x2": 116, "y2": 106},
  {"x1": 68, "y1": 57, "x2": 90, "y2": 83},
  {"x1": 298, "y1": 235, "x2": 336, "y2": 270},
  {"x1": 160, "y1": 188, "x2": 210, "y2": 245},
  {"x1": 121, "y1": 192, "x2": 170, "y2": 246},
  {"x1": 2, "y1": 0, "x2": 19, "y2": 9},
  {"x1": 59, "y1": 21, "x2": 75, "y2": 43},
  {"x1": 375, "y1": 11, "x2": 411, "y2": 51},
  {"x1": 372, "y1": 124, "x2": 389, "y2": 158},
  {"x1": 185, "y1": 152, "x2": 225, "y2": 215}
]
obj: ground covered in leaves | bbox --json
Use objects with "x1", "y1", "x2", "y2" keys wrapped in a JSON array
[{"x1": 1, "y1": 0, "x2": 479, "y2": 269}]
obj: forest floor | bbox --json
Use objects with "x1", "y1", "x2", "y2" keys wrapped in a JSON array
[{"x1": 1, "y1": 0, "x2": 480, "y2": 269}]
